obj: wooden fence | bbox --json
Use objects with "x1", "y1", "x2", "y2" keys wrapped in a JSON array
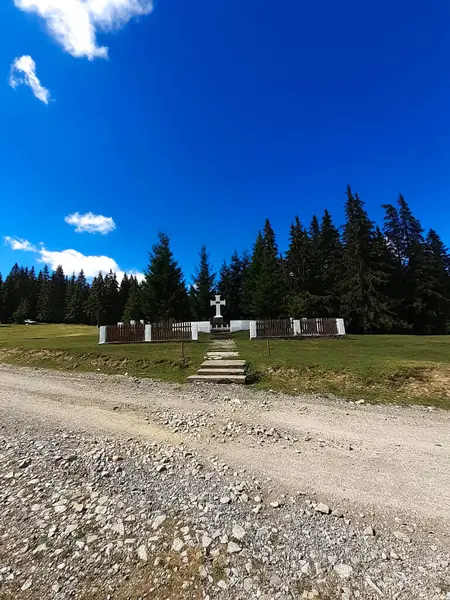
[
  {"x1": 297, "y1": 318, "x2": 339, "y2": 336},
  {"x1": 105, "y1": 323, "x2": 145, "y2": 344},
  {"x1": 251, "y1": 317, "x2": 344, "y2": 339},
  {"x1": 256, "y1": 318, "x2": 293, "y2": 338},
  {"x1": 151, "y1": 321, "x2": 192, "y2": 342}
]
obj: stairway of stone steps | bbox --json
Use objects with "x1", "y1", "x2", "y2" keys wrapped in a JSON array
[{"x1": 187, "y1": 335, "x2": 247, "y2": 384}]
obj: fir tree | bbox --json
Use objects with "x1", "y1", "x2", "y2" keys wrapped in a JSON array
[
  {"x1": 285, "y1": 217, "x2": 310, "y2": 317},
  {"x1": 51, "y1": 266, "x2": 67, "y2": 323},
  {"x1": 218, "y1": 250, "x2": 249, "y2": 320},
  {"x1": 118, "y1": 274, "x2": 131, "y2": 322},
  {"x1": 37, "y1": 265, "x2": 52, "y2": 323},
  {"x1": 243, "y1": 220, "x2": 285, "y2": 317},
  {"x1": 0, "y1": 273, "x2": 4, "y2": 323},
  {"x1": 122, "y1": 276, "x2": 142, "y2": 322},
  {"x1": 88, "y1": 273, "x2": 106, "y2": 326},
  {"x1": 64, "y1": 274, "x2": 78, "y2": 323},
  {"x1": 12, "y1": 298, "x2": 31, "y2": 323},
  {"x1": 141, "y1": 233, "x2": 190, "y2": 322},
  {"x1": 317, "y1": 210, "x2": 343, "y2": 316},
  {"x1": 341, "y1": 186, "x2": 393, "y2": 333},
  {"x1": 104, "y1": 270, "x2": 120, "y2": 324},
  {"x1": 413, "y1": 230, "x2": 450, "y2": 334},
  {"x1": 190, "y1": 245, "x2": 216, "y2": 320}
]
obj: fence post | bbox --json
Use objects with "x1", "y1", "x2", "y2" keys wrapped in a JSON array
[
  {"x1": 293, "y1": 319, "x2": 300, "y2": 336},
  {"x1": 249, "y1": 321, "x2": 257, "y2": 340},
  {"x1": 191, "y1": 322, "x2": 199, "y2": 341},
  {"x1": 145, "y1": 324, "x2": 152, "y2": 342},
  {"x1": 337, "y1": 318, "x2": 346, "y2": 336},
  {"x1": 99, "y1": 326, "x2": 107, "y2": 345}
]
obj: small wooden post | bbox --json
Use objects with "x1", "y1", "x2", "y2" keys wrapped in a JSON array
[
  {"x1": 267, "y1": 339, "x2": 271, "y2": 356},
  {"x1": 181, "y1": 341, "x2": 185, "y2": 358}
]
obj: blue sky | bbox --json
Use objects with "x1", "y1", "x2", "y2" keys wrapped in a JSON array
[{"x1": 1, "y1": 0, "x2": 450, "y2": 282}]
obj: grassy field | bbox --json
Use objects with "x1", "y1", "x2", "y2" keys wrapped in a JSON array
[
  {"x1": 234, "y1": 332, "x2": 450, "y2": 408},
  {"x1": 0, "y1": 324, "x2": 208, "y2": 383},
  {"x1": 1, "y1": 324, "x2": 450, "y2": 408}
]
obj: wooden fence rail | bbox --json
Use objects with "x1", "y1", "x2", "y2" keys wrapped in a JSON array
[
  {"x1": 105, "y1": 323, "x2": 145, "y2": 344},
  {"x1": 251, "y1": 317, "x2": 345, "y2": 339},
  {"x1": 151, "y1": 321, "x2": 192, "y2": 342}
]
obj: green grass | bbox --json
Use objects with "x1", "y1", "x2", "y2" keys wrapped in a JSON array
[
  {"x1": 1, "y1": 325, "x2": 450, "y2": 408},
  {"x1": 234, "y1": 332, "x2": 450, "y2": 409},
  {"x1": 0, "y1": 324, "x2": 208, "y2": 383}
]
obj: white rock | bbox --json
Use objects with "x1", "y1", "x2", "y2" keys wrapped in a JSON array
[
  {"x1": 315, "y1": 503, "x2": 331, "y2": 515},
  {"x1": 202, "y1": 534, "x2": 212, "y2": 549},
  {"x1": 137, "y1": 545, "x2": 148, "y2": 562},
  {"x1": 152, "y1": 515, "x2": 167, "y2": 530},
  {"x1": 334, "y1": 564, "x2": 353, "y2": 579},
  {"x1": 220, "y1": 496, "x2": 231, "y2": 504},
  {"x1": 393, "y1": 531, "x2": 411, "y2": 543},
  {"x1": 232, "y1": 524, "x2": 246, "y2": 540},
  {"x1": 363, "y1": 526, "x2": 375, "y2": 536},
  {"x1": 21, "y1": 579, "x2": 33, "y2": 591},
  {"x1": 172, "y1": 538, "x2": 184, "y2": 552},
  {"x1": 217, "y1": 580, "x2": 228, "y2": 589},
  {"x1": 199, "y1": 565, "x2": 208, "y2": 579},
  {"x1": 227, "y1": 541, "x2": 241, "y2": 554}
]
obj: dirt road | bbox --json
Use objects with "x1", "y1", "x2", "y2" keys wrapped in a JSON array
[{"x1": 1, "y1": 363, "x2": 449, "y2": 533}]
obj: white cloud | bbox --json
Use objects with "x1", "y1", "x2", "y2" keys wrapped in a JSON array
[
  {"x1": 65, "y1": 212, "x2": 116, "y2": 234},
  {"x1": 4, "y1": 236, "x2": 37, "y2": 252},
  {"x1": 9, "y1": 55, "x2": 50, "y2": 104},
  {"x1": 14, "y1": 0, "x2": 154, "y2": 60},
  {"x1": 3, "y1": 236, "x2": 143, "y2": 280}
]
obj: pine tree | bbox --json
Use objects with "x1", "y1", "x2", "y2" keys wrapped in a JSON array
[
  {"x1": 218, "y1": 250, "x2": 249, "y2": 320},
  {"x1": 413, "y1": 230, "x2": 450, "y2": 334},
  {"x1": 317, "y1": 210, "x2": 343, "y2": 316},
  {"x1": 88, "y1": 273, "x2": 106, "y2": 326},
  {"x1": 285, "y1": 217, "x2": 310, "y2": 317},
  {"x1": 122, "y1": 276, "x2": 142, "y2": 322},
  {"x1": 189, "y1": 246, "x2": 216, "y2": 320},
  {"x1": 141, "y1": 233, "x2": 190, "y2": 322},
  {"x1": 64, "y1": 274, "x2": 77, "y2": 323},
  {"x1": 0, "y1": 273, "x2": 4, "y2": 323},
  {"x1": 243, "y1": 220, "x2": 285, "y2": 317},
  {"x1": 37, "y1": 265, "x2": 52, "y2": 323},
  {"x1": 51, "y1": 266, "x2": 67, "y2": 323},
  {"x1": 12, "y1": 298, "x2": 31, "y2": 323},
  {"x1": 341, "y1": 186, "x2": 393, "y2": 333},
  {"x1": 104, "y1": 270, "x2": 120, "y2": 324},
  {"x1": 118, "y1": 274, "x2": 131, "y2": 322}
]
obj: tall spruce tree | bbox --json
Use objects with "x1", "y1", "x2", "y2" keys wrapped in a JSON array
[
  {"x1": 118, "y1": 274, "x2": 131, "y2": 322},
  {"x1": 37, "y1": 265, "x2": 52, "y2": 323},
  {"x1": 88, "y1": 273, "x2": 106, "y2": 326},
  {"x1": 122, "y1": 276, "x2": 142, "y2": 322},
  {"x1": 341, "y1": 186, "x2": 393, "y2": 333},
  {"x1": 141, "y1": 233, "x2": 190, "y2": 322},
  {"x1": 285, "y1": 217, "x2": 310, "y2": 317},
  {"x1": 64, "y1": 274, "x2": 77, "y2": 323},
  {"x1": 0, "y1": 273, "x2": 4, "y2": 323},
  {"x1": 317, "y1": 210, "x2": 343, "y2": 316},
  {"x1": 243, "y1": 220, "x2": 285, "y2": 317},
  {"x1": 104, "y1": 270, "x2": 120, "y2": 324},
  {"x1": 189, "y1": 245, "x2": 216, "y2": 320},
  {"x1": 218, "y1": 250, "x2": 249, "y2": 320},
  {"x1": 51, "y1": 266, "x2": 67, "y2": 323}
]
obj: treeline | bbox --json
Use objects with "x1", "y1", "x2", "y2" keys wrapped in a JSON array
[{"x1": 1, "y1": 187, "x2": 449, "y2": 334}]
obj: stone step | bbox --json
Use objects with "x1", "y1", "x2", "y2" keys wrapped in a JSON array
[
  {"x1": 200, "y1": 360, "x2": 246, "y2": 369},
  {"x1": 188, "y1": 374, "x2": 247, "y2": 384},
  {"x1": 198, "y1": 368, "x2": 245, "y2": 375},
  {"x1": 206, "y1": 352, "x2": 239, "y2": 358}
]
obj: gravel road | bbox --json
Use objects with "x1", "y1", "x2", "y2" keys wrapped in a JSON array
[{"x1": 0, "y1": 363, "x2": 449, "y2": 599}]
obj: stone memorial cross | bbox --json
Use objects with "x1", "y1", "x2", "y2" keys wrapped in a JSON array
[{"x1": 210, "y1": 294, "x2": 226, "y2": 320}]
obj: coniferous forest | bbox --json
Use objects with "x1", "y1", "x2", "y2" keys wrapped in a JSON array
[{"x1": 1, "y1": 187, "x2": 449, "y2": 334}]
